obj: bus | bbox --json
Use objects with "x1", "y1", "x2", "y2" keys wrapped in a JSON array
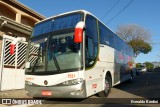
[{"x1": 22, "y1": 10, "x2": 135, "y2": 98}]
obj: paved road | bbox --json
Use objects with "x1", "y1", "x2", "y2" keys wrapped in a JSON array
[{"x1": 29, "y1": 72, "x2": 160, "y2": 107}]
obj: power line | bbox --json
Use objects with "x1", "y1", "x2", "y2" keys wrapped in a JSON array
[
  {"x1": 106, "y1": 0, "x2": 135, "y2": 24},
  {"x1": 101, "y1": 0, "x2": 121, "y2": 20}
]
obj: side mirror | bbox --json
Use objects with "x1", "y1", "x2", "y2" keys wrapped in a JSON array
[
  {"x1": 74, "y1": 21, "x2": 85, "y2": 43},
  {"x1": 25, "y1": 62, "x2": 31, "y2": 69}
]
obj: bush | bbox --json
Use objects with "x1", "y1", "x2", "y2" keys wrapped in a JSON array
[{"x1": 144, "y1": 62, "x2": 154, "y2": 71}]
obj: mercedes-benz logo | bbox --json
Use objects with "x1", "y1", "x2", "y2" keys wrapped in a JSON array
[{"x1": 44, "y1": 80, "x2": 48, "y2": 85}]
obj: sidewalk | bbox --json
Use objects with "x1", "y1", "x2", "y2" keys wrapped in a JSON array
[
  {"x1": 0, "y1": 89, "x2": 32, "y2": 107},
  {"x1": 0, "y1": 105, "x2": 29, "y2": 107},
  {"x1": 0, "y1": 89, "x2": 30, "y2": 98}
]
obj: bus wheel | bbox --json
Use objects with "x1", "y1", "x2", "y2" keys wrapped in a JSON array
[{"x1": 98, "y1": 76, "x2": 111, "y2": 97}]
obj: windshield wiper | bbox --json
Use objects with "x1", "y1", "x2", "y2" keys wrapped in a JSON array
[
  {"x1": 32, "y1": 47, "x2": 41, "y2": 72},
  {"x1": 52, "y1": 54, "x2": 61, "y2": 71}
]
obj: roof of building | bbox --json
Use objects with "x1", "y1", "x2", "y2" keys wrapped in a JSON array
[{"x1": 1, "y1": 0, "x2": 46, "y2": 20}]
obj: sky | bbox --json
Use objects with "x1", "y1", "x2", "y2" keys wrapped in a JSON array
[{"x1": 18, "y1": 0, "x2": 160, "y2": 63}]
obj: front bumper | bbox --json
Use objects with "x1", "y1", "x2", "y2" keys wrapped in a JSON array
[{"x1": 25, "y1": 80, "x2": 87, "y2": 98}]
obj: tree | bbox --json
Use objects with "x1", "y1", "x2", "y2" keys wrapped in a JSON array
[
  {"x1": 116, "y1": 24, "x2": 151, "y2": 42},
  {"x1": 144, "y1": 62, "x2": 154, "y2": 71},
  {"x1": 136, "y1": 63, "x2": 142, "y2": 68},
  {"x1": 116, "y1": 24, "x2": 152, "y2": 57},
  {"x1": 128, "y1": 39, "x2": 152, "y2": 57}
]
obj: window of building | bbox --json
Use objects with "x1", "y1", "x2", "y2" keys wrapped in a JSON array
[
  {"x1": 21, "y1": 15, "x2": 37, "y2": 27},
  {"x1": 0, "y1": 3, "x2": 16, "y2": 20}
]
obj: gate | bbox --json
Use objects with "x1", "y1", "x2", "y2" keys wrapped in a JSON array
[
  {"x1": 0, "y1": 35, "x2": 27, "y2": 91},
  {"x1": 0, "y1": 35, "x2": 39, "y2": 91}
]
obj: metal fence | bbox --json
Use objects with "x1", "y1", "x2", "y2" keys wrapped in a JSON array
[
  {"x1": 0, "y1": 35, "x2": 38, "y2": 90},
  {"x1": 3, "y1": 36, "x2": 39, "y2": 69}
]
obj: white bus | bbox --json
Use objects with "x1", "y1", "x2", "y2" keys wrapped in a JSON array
[{"x1": 23, "y1": 10, "x2": 135, "y2": 98}]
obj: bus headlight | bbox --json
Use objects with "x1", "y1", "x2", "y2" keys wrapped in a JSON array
[
  {"x1": 57, "y1": 78, "x2": 83, "y2": 86},
  {"x1": 25, "y1": 81, "x2": 33, "y2": 86}
]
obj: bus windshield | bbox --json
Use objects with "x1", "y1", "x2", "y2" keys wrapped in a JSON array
[
  {"x1": 26, "y1": 12, "x2": 83, "y2": 75},
  {"x1": 47, "y1": 32, "x2": 82, "y2": 72},
  {"x1": 27, "y1": 32, "x2": 82, "y2": 75}
]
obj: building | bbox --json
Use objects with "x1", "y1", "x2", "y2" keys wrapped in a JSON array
[
  {"x1": 0, "y1": 0, "x2": 45, "y2": 62},
  {"x1": 0, "y1": 0, "x2": 45, "y2": 91},
  {"x1": 152, "y1": 62, "x2": 160, "y2": 68}
]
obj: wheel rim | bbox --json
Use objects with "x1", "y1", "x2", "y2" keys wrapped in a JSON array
[{"x1": 104, "y1": 79, "x2": 110, "y2": 93}]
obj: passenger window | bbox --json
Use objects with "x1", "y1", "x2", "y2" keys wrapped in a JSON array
[
  {"x1": 99, "y1": 22, "x2": 109, "y2": 45},
  {"x1": 108, "y1": 34, "x2": 115, "y2": 48}
]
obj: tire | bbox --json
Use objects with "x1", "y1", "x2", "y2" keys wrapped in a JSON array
[{"x1": 98, "y1": 75, "x2": 112, "y2": 97}]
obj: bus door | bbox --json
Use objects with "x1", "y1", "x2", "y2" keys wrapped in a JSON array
[{"x1": 84, "y1": 15, "x2": 103, "y2": 96}]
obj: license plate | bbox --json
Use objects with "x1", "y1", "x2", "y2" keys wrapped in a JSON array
[{"x1": 42, "y1": 90, "x2": 52, "y2": 96}]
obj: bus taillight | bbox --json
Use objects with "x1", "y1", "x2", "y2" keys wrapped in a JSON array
[{"x1": 74, "y1": 21, "x2": 85, "y2": 43}]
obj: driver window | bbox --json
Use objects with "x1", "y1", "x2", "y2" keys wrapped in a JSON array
[
  {"x1": 85, "y1": 15, "x2": 98, "y2": 68},
  {"x1": 86, "y1": 37, "x2": 94, "y2": 66}
]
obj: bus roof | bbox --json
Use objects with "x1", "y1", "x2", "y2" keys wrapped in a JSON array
[
  {"x1": 34, "y1": 10, "x2": 133, "y2": 51},
  {"x1": 34, "y1": 10, "x2": 112, "y2": 39},
  {"x1": 35, "y1": 10, "x2": 111, "y2": 32},
  {"x1": 35, "y1": 10, "x2": 91, "y2": 25}
]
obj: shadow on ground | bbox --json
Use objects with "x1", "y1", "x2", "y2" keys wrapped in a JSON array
[{"x1": 113, "y1": 72, "x2": 160, "y2": 98}]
